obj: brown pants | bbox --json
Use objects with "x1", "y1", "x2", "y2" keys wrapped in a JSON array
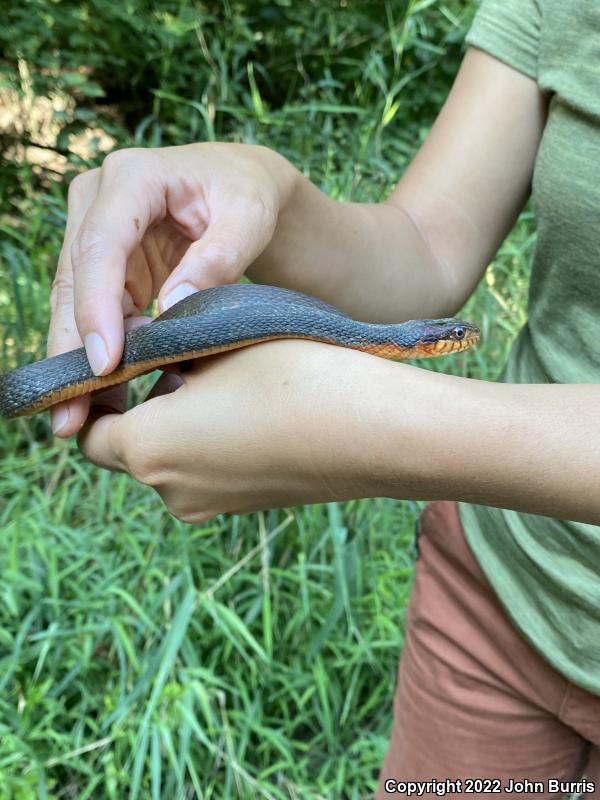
[{"x1": 376, "y1": 501, "x2": 600, "y2": 799}]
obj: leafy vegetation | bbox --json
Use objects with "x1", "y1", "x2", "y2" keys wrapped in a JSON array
[{"x1": 0, "y1": 1, "x2": 534, "y2": 797}]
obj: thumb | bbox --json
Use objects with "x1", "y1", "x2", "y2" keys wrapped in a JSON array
[{"x1": 158, "y1": 197, "x2": 277, "y2": 312}]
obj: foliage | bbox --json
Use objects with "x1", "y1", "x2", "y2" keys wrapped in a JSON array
[
  {"x1": 1, "y1": 1, "x2": 475, "y2": 195},
  {"x1": 0, "y1": 1, "x2": 536, "y2": 797}
]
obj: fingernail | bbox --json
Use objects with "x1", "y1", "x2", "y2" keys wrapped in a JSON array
[
  {"x1": 51, "y1": 407, "x2": 70, "y2": 435},
  {"x1": 84, "y1": 332, "x2": 110, "y2": 375},
  {"x1": 162, "y1": 282, "x2": 197, "y2": 311}
]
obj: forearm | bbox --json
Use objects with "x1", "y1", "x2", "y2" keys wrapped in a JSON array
[
  {"x1": 344, "y1": 362, "x2": 599, "y2": 524},
  {"x1": 77, "y1": 337, "x2": 597, "y2": 524},
  {"x1": 250, "y1": 167, "x2": 451, "y2": 322}
]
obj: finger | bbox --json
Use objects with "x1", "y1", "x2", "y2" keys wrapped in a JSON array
[
  {"x1": 158, "y1": 194, "x2": 277, "y2": 312},
  {"x1": 48, "y1": 169, "x2": 101, "y2": 435},
  {"x1": 49, "y1": 292, "x2": 144, "y2": 438},
  {"x1": 48, "y1": 397, "x2": 90, "y2": 438},
  {"x1": 71, "y1": 149, "x2": 167, "y2": 376},
  {"x1": 49, "y1": 167, "x2": 142, "y2": 439},
  {"x1": 125, "y1": 314, "x2": 154, "y2": 333},
  {"x1": 78, "y1": 409, "x2": 128, "y2": 473},
  {"x1": 87, "y1": 314, "x2": 154, "y2": 413}
]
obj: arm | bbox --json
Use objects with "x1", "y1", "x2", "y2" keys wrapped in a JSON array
[
  {"x1": 48, "y1": 48, "x2": 546, "y2": 437},
  {"x1": 250, "y1": 47, "x2": 548, "y2": 321},
  {"x1": 78, "y1": 341, "x2": 600, "y2": 525},
  {"x1": 72, "y1": 52, "x2": 592, "y2": 523},
  {"x1": 371, "y1": 366, "x2": 599, "y2": 524}
]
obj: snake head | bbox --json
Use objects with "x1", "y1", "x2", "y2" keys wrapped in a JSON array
[{"x1": 415, "y1": 318, "x2": 481, "y2": 357}]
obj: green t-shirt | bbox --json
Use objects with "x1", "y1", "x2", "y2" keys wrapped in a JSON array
[{"x1": 459, "y1": 0, "x2": 600, "y2": 693}]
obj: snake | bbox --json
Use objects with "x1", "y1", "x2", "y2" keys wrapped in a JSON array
[{"x1": 0, "y1": 283, "x2": 480, "y2": 419}]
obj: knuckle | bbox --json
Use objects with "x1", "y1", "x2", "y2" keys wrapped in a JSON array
[
  {"x1": 247, "y1": 189, "x2": 277, "y2": 231},
  {"x1": 67, "y1": 169, "x2": 98, "y2": 206},
  {"x1": 49, "y1": 271, "x2": 74, "y2": 314},
  {"x1": 206, "y1": 240, "x2": 245, "y2": 278},
  {"x1": 71, "y1": 224, "x2": 103, "y2": 266},
  {"x1": 123, "y1": 443, "x2": 158, "y2": 486},
  {"x1": 102, "y1": 147, "x2": 146, "y2": 176},
  {"x1": 119, "y1": 423, "x2": 166, "y2": 488},
  {"x1": 214, "y1": 235, "x2": 248, "y2": 277},
  {"x1": 153, "y1": 482, "x2": 215, "y2": 525}
]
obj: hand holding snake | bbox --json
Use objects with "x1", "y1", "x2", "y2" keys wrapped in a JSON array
[{"x1": 2, "y1": 143, "x2": 484, "y2": 523}]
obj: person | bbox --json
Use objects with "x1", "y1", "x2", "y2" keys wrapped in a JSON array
[{"x1": 45, "y1": 0, "x2": 600, "y2": 794}]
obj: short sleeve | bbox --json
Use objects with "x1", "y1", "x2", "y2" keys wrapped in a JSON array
[{"x1": 465, "y1": 0, "x2": 542, "y2": 80}]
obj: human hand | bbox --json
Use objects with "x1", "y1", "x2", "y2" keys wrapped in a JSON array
[
  {"x1": 77, "y1": 340, "x2": 391, "y2": 523},
  {"x1": 48, "y1": 142, "x2": 297, "y2": 436}
]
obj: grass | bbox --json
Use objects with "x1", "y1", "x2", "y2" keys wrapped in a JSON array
[{"x1": 0, "y1": 2, "x2": 536, "y2": 797}]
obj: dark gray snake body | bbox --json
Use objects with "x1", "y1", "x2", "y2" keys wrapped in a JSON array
[{"x1": 0, "y1": 283, "x2": 480, "y2": 418}]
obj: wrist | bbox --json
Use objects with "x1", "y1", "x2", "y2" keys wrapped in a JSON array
[
  {"x1": 247, "y1": 156, "x2": 343, "y2": 290},
  {"x1": 367, "y1": 368, "x2": 521, "y2": 508},
  {"x1": 304, "y1": 352, "x2": 426, "y2": 501}
]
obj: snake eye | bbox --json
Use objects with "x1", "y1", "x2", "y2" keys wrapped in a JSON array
[{"x1": 453, "y1": 326, "x2": 465, "y2": 340}]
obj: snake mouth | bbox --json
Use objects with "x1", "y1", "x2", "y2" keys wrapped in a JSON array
[
  {"x1": 416, "y1": 329, "x2": 480, "y2": 358},
  {"x1": 356, "y1": 329, "x2": 479, "y2": 361}
]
